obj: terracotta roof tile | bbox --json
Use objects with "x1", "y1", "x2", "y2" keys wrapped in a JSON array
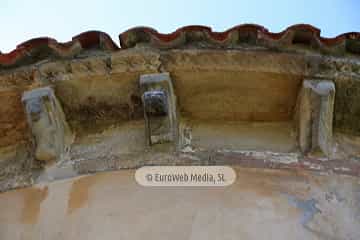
[
  {"x1": 0, "y1": 24, "x2": 359, "y2": 69},
  {"x1": 0, "y1": 31, "x2": 118, "y2": 68},
  {"x1": 119, "y1": 24, "x2": 360, "y2": 55},
  {"x1": 72, "y1": 31, "x2": 119, "y2": 50}
]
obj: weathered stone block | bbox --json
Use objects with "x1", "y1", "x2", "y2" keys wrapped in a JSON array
[
  {"x1": 22, "y1": 87, "x2": 73, "y2": 162},
  {"x1": 298, "y1": 80, "x2": 335, "y2": 157},
  {"x1": 140, "y1": 73, "x2": 178, "y2": 146}
]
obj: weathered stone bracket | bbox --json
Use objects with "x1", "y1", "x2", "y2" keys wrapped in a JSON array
[
  {"x1": 140, "y1": 73, "x2": 178, "y2": 146},
  {"x1": 22, "y1": 87, "x2": 73, "y2": 162},
  {"x1": 298, "y1": 80, "x2": 335, "y2": 157}
]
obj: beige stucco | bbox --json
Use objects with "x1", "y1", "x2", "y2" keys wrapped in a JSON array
[{"x1": 0, "y1": 167, "x2": 359, "y2": 240}]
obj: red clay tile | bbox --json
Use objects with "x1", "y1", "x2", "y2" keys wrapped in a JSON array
[{"x1": 1, "y1": 24, "x2": 359, "y2": 69}]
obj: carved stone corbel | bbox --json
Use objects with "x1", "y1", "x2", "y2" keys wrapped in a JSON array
[
  {"x1": 297, "y1": 80, "x2": 335, "y2": 157},
  {"x1": 140, "y1": 73, "x2": 178, "y2": 146},
  {"x1": 22, "y1": 87, "x2": 73, "y2": 162}
]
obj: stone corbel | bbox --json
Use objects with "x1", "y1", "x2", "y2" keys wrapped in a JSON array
[
  {"x1": 297, "y1": 80, "x2": 335, "y2": 157},
  {"x1": 140, "y1": 72, "x2": 178, "y2": 146},
  {"x1": 22, "y1": 87, "x2": 73, "y2": 162}
]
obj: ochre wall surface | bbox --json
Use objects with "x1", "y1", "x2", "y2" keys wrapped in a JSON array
[{"x1": 0, "y1": 168, "x2": 359, "y2": 240}]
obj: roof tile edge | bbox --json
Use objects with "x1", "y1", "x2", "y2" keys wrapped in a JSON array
[{"x1": 1, "y1": 24, "x2": 359, "y2": 68}]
